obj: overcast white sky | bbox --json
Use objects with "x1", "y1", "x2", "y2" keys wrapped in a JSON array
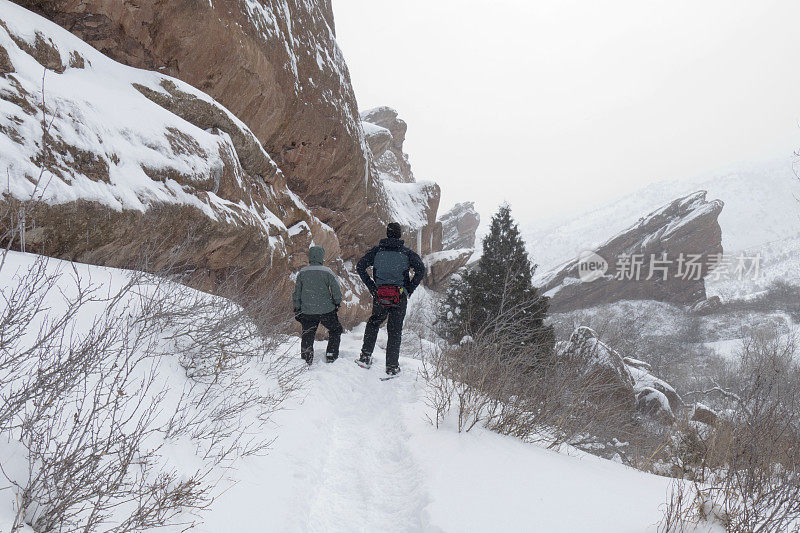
[{"x1": 332, "y1": 0, "x2": 800, "y2": 228}]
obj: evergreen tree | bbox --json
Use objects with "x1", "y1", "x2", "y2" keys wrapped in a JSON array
[{"x1": 440, "y1": 204, "x2": 554, "y2": 359}]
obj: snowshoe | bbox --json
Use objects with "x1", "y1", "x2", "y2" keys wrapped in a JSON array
[
  {"x1": 385, "y1": 365, "x2": 401, "y2": 376},
  {"x1": 355, "y1": 352, "x2": 373, "y2": 369},
  {"x1": 326, "y1": 353, "x2": 338, "y2": 364}
]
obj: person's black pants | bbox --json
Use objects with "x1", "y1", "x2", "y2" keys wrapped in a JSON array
[
  {"x1": 361, "y1": 296, "x2": 407, "y2": 368},
  {"x1": 300, "y1": 311, "x2": 343, "y2": 358}
]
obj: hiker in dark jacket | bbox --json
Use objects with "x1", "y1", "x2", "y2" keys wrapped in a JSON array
[
  {"x1": 293, "y1": 246, "x2": 344, "y2": 365},
  {"x1": 355, "y1": 222, "x2": 426, "y2": 376}
]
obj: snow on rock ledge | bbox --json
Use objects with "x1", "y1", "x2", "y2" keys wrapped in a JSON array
[
  {"x1": 0, "y1": 1, "x2": 342, "y2": 300},
  {"x1": 361, "y1": 106, "x2": 414, "y2": 184},
  {"x1": 362, "y1": 106, "x2": 443, "y2": 257},
  {"x1": 424, "y1": 248, "x2": 474, "y2": 290}
]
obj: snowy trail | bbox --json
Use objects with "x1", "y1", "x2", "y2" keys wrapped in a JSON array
[
  {"x1": 198, "y1": 326, "x2": 673, "y2": 533},
  {"x1": 302, "y1": 352, "x2": 432, "y2": 531},
  {"x1": 197, "y1": 326, "x2": 438, "y2": 533}
]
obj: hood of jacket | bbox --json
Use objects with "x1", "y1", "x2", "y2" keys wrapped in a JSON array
[
  {"x1": 378, "y1": 238, "x2": 404, "y2": 250},
  {"x1": 308, "y1": 245, "x2": 325, "y2": 265}
]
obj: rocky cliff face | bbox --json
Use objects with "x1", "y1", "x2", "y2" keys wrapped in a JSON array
[
  {"x1": 440, "y1": 202, "x2": 480, "y2": 251},
  {"x1": 0, "y1": 1, "x2": 371, "y2": 318},
  {"x1": 361, "y1": 106, "x2": 442, "y2": 256},
  {"x1": 360, "y1": 106, "x2": 414, "y2": 184},
  {"x1": 1, "y1": 1, "x2": 466, "y2": 321},
  {"x1": 422, "y1": 202, "x2": 481, "y2": 290},
  {"x1": 10, "y1": 0, "x2": 388, "y2": 262},
  {"x1": 541, "y1": 191, "x2": 724, "y2": 312}
]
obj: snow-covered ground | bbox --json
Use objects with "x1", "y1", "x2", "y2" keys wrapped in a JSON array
[
  {"x1": 0, "y1": 252, "x2": 675, "y2": 532},
  {"x1": 197, "y1": 328, "x2": 673, "y2": 533}
]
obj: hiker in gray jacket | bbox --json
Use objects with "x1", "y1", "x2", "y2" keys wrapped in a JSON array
[{"x1": 293, "y1": 246, "x2": 344, "y2": 365}]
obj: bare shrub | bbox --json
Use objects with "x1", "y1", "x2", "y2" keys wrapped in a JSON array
[
  {"x1": 0, "y1": 249, "x2": 300, "y2": 531},
  {"x1": 711, "y1": 279, "x2": 800, "y2": 322},
  {"x1": 551, "y1": 304, "x2": 711, "y2": 389},
  {"x1": 660, "y1": 326, "x2": 800, "y2": 532},
  {"x1": 421, "y1": 302, "x2": 643, "y2": 459},
  {"x1": 154, "y1": 271, "x2": 301, "y2": 462}
]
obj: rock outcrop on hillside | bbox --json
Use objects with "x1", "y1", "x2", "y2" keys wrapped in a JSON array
[
  {"x1": 424, "y1": 248, "x2": 474, "y2": 290},
  {"x1": 541, "y1": 192, "x2": 724, "y2": 312},
  {"x1": 360, "y1": 106, "x2": 414, "y2": 184},
  {"x1": 0, "y1": 2, "x2": 371, "y2": 317},
  {"x1": 1, "y1": 1, "x2": 469, "y2": 322},
  {"x1": 440, "y1": 202, "x2": 480, "y2": 250},
  {"x1": 421, "y1": 202, "x2": 480, "y2": 289},
  {"x1": 558, "y1": 327, "x2": 637, "y2": 412},
  {"x1": 10, "y1": 0, "x2": 388, "y2": 262},
  {"x1": 559, "y1": 328, "x2": 683, "y2": 427},
  {"x1": 361, "y1": 106, "x2": 443, "y2": 256}
]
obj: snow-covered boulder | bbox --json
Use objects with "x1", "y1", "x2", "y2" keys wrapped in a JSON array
[
  {"x1": 636, "y1": 387, "x2": 675, "y2": 426},
  {"x1": 558, "y1": 327, "x2": 636, "y2": 411},
  {"x1": 541, "y1": 191, "x2": 724, "y2": 312},
  {"x1": 559, "y1": 328, "x2": 683, "y2": 426},
  {"x1": 690, "y1": 403, "x2": 719, "y2": 426},
  {"x1": 691, "y1": 295, "x2": 721, "y2": 314},
  {"x1": 626, "y1": 364, "x2": 683, "y2": 413}
]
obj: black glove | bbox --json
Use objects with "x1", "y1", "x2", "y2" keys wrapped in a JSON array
[
  {"x1": 405, "y1": 286, "x2": 414, "y2": 297},
  {"x1": 294, "y1": 309, "x2": 303, "y2": 322}
]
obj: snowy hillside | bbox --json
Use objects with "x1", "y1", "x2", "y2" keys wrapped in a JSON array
[
  {"x1": 0, "y1": 252, "x2": 674, "y2": 532},
  {"x1": 526, "y1": 159, "x2": 800, "y2": 277},
  {"x1": 0, "y1": 0, "x2": 291, "y2": 227}
]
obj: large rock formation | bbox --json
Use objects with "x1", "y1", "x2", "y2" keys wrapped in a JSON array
[
  {"x1": 557, "y1": 327, "x2": 636, "y2": 412},
  {"x1": 1, "y1": 1, "x2": 468, "y2": 323},
  {"x1": 424, "y1": 248, "x2": 474, "y2": 290},
  {"x1": 558, "y1": 327, "x2": 683, "y2": 427},
  {"x1": 541, "y1": 191, "x2": 724, "y2": 312},
  {"x1": 0, "y1": 2, "x2": 369, "y2": 318},
  {"x1": 440, "y1": 202, "x2": 480, "y2": 250},
  {"x1": 360, "y1": 106, "x2": 414, "y2": 184},
  {"x1": 9, "y1": 0, "x2": 387, "y2": 261},
  {"x1": 422, "y1": 202, "x2": 480, "y2": 290},
  {"x1": 361, "y1": 106, "x2": 442, "y2": 256}
]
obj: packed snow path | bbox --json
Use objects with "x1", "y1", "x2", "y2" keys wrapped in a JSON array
[
  {"x1": 197, "y1": 326, "x2": 674, "y2": 533},
  {"x1": 197, "y1": 327, "x2": 436, "y2": 532},
  {"x1": 292, "y1": 337, "x2": 430, "y2": 531}
]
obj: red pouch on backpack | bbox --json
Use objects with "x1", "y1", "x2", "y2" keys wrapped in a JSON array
[{"x1": 376, "y1": 285, "x2": 402, "y2": 307}]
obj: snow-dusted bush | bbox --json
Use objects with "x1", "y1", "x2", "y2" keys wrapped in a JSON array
[
  {"x1": 421, "y1": 307, "x2": 643, "y2": 456},
  {"x1": 712, "y1": 278, "x2": 800, "y2": 322},
  {"x1": 0, "y1": 251, "x2": 300, "y2": 531},
  {"x1": 659, "y1": 326, "x2": 800, "y2": 532},
  {"x1": 550, "y1": 302, "x2": 713, "y2": 389}
]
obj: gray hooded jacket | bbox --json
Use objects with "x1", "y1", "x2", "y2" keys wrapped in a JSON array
[{"x1": 292, "y1": 246, "x2": 343, "y2": 315}]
